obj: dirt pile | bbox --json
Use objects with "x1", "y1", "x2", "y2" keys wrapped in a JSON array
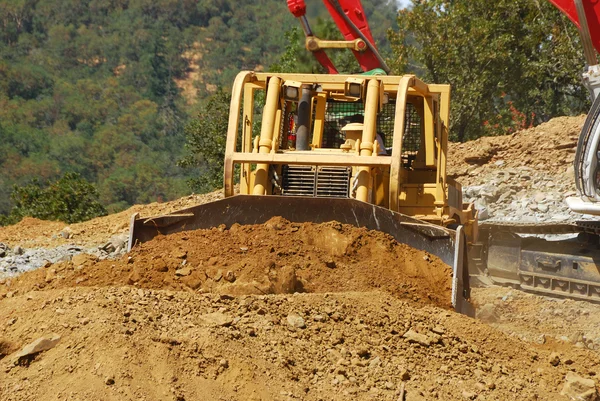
[
  {"x1": 1, "y1": 218, "x2": 451, "y2": 308},
  {"x1": 448, "y1": 116, "x2": 588, "y2": 222},
  {"x1": 2, "y1": 287, "x2": 599, "y2": 401},
  {"x1": 0, "y1": 190, "x2": 225, "y2": 249},
  {"x1": 448, "y1": 115, "x2": 585, "y2": 186}
]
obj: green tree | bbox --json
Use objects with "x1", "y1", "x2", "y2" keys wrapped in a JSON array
[
  {"x1": 178, "y1": 89, "x2": 231, "y2": 193},
  {"x1": 0, "y1": 172, "x2": 107, "y2": 226},
  {"x1": 389, "y1": 0, "x2": 588, "y2": 141}
]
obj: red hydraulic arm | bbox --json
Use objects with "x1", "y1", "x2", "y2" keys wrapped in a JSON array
[
  {"x1": 549, "y1": 0, "x2": 600, "y2": 64},
  {"x1": 287, "y1": 0, "x2": 389, "y2": 73}
]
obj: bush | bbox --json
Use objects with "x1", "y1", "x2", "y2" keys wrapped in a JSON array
[{"x1": 0, "y1": 173, "x2": 107, "y2": 226}]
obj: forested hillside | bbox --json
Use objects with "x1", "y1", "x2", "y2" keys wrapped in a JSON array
[{"x1": 0, "y1": 0, "x2": 397, "y2": 218}]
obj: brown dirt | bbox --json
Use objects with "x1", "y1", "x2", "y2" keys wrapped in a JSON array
[
  {"x1": 447, "y1": 115, "x2": 585, "y2": 185},
  {"x1": 0, "y1": 190, "x2": 225, "y2": 248},
  {"x1": 2, "y1": 287, "x2": 599, "y2": 401},
  {"x1": 3, "y1": 116, "x2": 600, "y2": 399},
  {"x1": 1, "y1": 217, "x2": 451, "y2": 308}
]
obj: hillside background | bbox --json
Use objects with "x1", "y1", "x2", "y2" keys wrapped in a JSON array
[
  {"x1": 0, "y1": 0, "x2": 586, "y2": 221},
  {"x1": 0, "y1": 0, "x2": 396, "y2": 216}
]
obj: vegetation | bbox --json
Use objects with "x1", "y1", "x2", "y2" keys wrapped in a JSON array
[
  {"x1": 0, "y1": 0, "x2": 398, "y2": 224},
  {"x1": 178, "y1": 89, "x2": 231, "y2": 193},
  {"x1": 0, "y1": 0, "x2": 594, "y2": 224},
  {"x1": 390, "y1": 0, "x2": 589, "y2": 141},
  {"x1": 0, "y1": 173, "x2": 106, "y2": 226}
]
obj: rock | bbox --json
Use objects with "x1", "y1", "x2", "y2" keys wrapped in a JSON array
[
  {"x1": 127, "y1": 269, "x2": 141, "y2": 284},
  {"x1": 175, "y1": 267, "x2": 191, "y2": 277},
  {"x1": 71, "y1": 253, "x2": 96, "y2": 268},
  {"x1": 534, "y1": 192, "x2": 546, "y2": 203},
  {"x1": 560, "y1": 372, "x2": 598, "y2": 401},
  {"x1": 403, "y1": 329, "x2": 432, "y2": 346},
  {"x1": 104, "y1": 376, "x2": 115, "y2": 385},
  {"x1": 13, "y1": 245, "x2": 23, "y2": 255},
  {"x1": 270, "y1": 265, "x2": 297, "y2": 294},
  {"x1": 198, "y1": 312, "x2": 233, "y2": 327},
  {"x1": 60, "y1": 227, "x2": 73, "y2": 239},
  {"x1": 287, "y1": 313, "x2": 306, "y2": 329},
  {"x1": 537, "y1": 203, "x2": 549, "y2": 213},
  {"x1": 462, "y1": 390, "x2": 477, "y2": 400},
  {"x1": 548, "y1": 352, "x2": 560, "y2": 366},
  {"x1": 325, "y1": 260, "x2": 336, "y2": 269},
  {"x1": 170, "y1": 249, "x2": 187, "y2": 259},
  {"x1": 400, "y1": 368, "x2": 410, "y2": 381},
  {"x1": 0, "y1": 243, "x2": 7, "y2": 257},
  {"x1": 219, "y1": 359, "x2": 229, "y2": 368},
  {"x1": 224, "y1": 270, "x2": 236, "y2": 283},
  {"x1": 476, "y1": 304, "x2": 499, "y2": 323},
  {"x1": 13, "y1": 333, "x2": 61, "y2": 361}
]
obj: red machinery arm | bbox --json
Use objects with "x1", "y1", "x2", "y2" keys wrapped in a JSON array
[
  {"x1": 287, "y1": 0, "x2": 389, "y2": 73},
  {"x1": 549, "y1": 0, "x2": 600, "y2": 64}
]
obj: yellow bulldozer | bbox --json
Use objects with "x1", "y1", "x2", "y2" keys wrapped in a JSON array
[
  {"x1": 129, "y1": 0, "x2": 600, "y2": 312},
  {"x1": 128, "y1": 71, "x2": 477, "y2": 313}
]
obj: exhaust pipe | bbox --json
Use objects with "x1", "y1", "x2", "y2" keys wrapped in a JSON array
[{"x1": 296, "y1": 85, "x2": 312, "y2": 151}]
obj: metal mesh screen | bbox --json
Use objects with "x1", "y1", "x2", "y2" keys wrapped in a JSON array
[
  {"x1": 402, "y1": 103, "x2": 421, "y2": 156},
  {"x1": 275, "y1": 98, "x2": 423, "y2": 157},
  {"x1": 323, "y1": 100, "x2": 363, "y2": 149}
]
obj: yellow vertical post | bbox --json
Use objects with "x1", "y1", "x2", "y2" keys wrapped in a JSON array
[
  {"x1": 240, "y1": 85, "x2": 254, "y2": 194},
  {"x1": 224, "y1": 71, "x2": 254, "y2": 197},
  {"x1": 253, "y1": 76, "x2": 281, "y2": 195},
  {"x1": 389, "y1": 75, "x2": 415, "y2": 211},
  {"x1": 311, "y1": 92, "x2": 328, "y2": 148},
  {"x1": 355, "y1": 79, "x2": 379, "y2": 202},
  {"x1": 436, "y1": 86, "x2": 451, "y2": 209}
]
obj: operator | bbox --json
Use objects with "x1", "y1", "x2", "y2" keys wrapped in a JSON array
[{"x1": 344, "y1": 114, "x2": 388, "y2": 155}]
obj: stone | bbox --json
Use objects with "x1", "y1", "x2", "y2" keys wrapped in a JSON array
[
  {"x1": 127, "y1": 269, "x2": 141, "y2": 284},
  {"x1": 560, "y1": 372, "x2": 598, "y2": 401},
  {"x1": 60, "y1": 228, "x2": 73, "y2": 239},
  {"x1": 325, "y1": 260, "x2": 336, "y2": 269},
  {"x1": 534, "y1": 192, "x2": 546, "y2": 203},
  {"x1": 13, "y1": 333, "x2": 61, "y2": 361},
  {"x1": 105, "y1": 376, "x2": 115, "y2": 385},
  {"x1": 71, "y1": 253, "x2": 96, "y2": 268},
  {"x1": 548, "y1": 352, "x2": 560, "y2": 366},
  {"x1": 13, "y1": 245, "x2": 23, "y2": 255},
  {"x1": 198, "y1": 312, "x2": 233, "y2": 327},
  {"x1": 175, "y1": 267, "x2": 191, "y2": 277},
  {"x1": 462, "y1": 390, "x2": 477, "y2": 400},
  {"x1": 270, "y1": 265, "x2": 297, "y2": 294},
  {"x1": 537, "y1": 203, "x2": 549, "y2": 213},
  {"x1": 287, "y1": 313, "x2": 306, "y2": 329},
  {"x1": 403, "y1": 329, "x2": 432, "y2": 346},
  {"x1": 170, "y1": 249, "x2": 187, "y2": 259},
  {"x1": 224, "y1": 271, "x2": 236, "y2": 283},
  {"x1": 476, "y1": 304, "x2": 499, "y2": 323}
]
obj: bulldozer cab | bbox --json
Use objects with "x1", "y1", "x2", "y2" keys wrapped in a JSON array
[{"x1": 224, "y1": 72, "x2": 476, "y2": 237}]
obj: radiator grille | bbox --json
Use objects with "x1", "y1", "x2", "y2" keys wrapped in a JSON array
[{"x1": 282, "y1": 166, "x2": 351, "y2": 198}]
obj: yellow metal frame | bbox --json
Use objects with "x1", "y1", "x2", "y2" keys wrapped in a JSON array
[{"x1": 223, "y1": 71, "x2": 477, "y2": 240}]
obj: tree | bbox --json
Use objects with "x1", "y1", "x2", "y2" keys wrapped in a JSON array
[
  {"x1": 389, "y1": 0, "x2": 589, "y2": 142},
  {"x1": 0, "y1": 172, "x2": 107, "y2": 226},
  {"x1": 178, "y1": 89, "x2": 231, "y2": 193}
]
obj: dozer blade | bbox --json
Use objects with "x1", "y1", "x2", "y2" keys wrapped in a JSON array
[{"x1": 128, "y1": 195, "x2": 472, "y2": 314}]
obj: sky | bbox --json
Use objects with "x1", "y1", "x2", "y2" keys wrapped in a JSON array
[{"x1": 396, "y1": 0, "x2": 410, "y2": 8}]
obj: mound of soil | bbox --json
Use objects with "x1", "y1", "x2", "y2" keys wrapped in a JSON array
[
  {"x1": 448, "y1": 115, "x2": 585, "y2": 185},
  {"x1": 1, "y1": 217, "x2": 452, "y2": 308},
  {"x1": 1, "y1": 287, "x2": 598, "y2": 401},
  {"x1": 0, "y1": 190, "x2": 225, "y2": 249}
]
